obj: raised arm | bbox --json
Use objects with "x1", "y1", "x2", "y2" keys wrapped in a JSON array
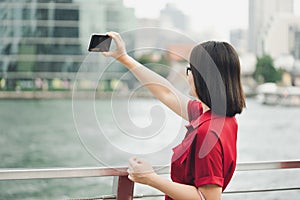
[{"x1": 102, "y1": 32, "x2": 190, "y2": 121}]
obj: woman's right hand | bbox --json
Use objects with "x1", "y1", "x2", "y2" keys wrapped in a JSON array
[{"x1": 101, "y1": 32, "x2": 128, "y2": 61}]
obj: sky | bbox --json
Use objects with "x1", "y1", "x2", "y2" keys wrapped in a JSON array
[{"x1": 124, "y1": 0, "x2": 300, "y2": 40}]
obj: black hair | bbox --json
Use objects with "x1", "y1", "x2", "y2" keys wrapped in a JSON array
[{"x1": 189, "y1": 41, "x2": 245, "y2": 117}]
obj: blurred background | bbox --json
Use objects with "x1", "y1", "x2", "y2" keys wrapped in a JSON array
[{"x1": 0, "y1": 0, "x2": 300, "y2": 199}]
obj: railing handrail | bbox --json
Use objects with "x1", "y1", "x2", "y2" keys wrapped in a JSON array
[
  {"x1": 0, "y1": 166, "x2": 127, "y2": 181},
  {"x1": 1, "y1": 160, "x2": 300, "y2": 181},
  {"x1": 236, "y1": 159, "x2": 300, "y2": 171},
  {"x1": 1, "y1": 160, "x2": 300, "y2": 200}
]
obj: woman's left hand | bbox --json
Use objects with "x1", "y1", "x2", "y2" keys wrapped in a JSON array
[{"x1": 127, "y1": 157, "x2": 156, "y2": 185}]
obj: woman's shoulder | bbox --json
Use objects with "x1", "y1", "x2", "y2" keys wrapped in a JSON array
[{"x1": 195, "y1": 114, "x2": 237, "y2": 140}]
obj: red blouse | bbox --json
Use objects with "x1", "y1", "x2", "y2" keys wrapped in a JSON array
[{"x1": 165, "y1": 100, "x2": 238, "y2": 200}]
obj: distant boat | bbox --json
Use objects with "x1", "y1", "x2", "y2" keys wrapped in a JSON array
[{"x1": 256, "y1": 83, "x2": 300, "y2": 106}]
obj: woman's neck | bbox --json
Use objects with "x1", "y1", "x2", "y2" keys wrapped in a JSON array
[{"x1": 201, "y1": 102, "x2": 210, "y2": 113}]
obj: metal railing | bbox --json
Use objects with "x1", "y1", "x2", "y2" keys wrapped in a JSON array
[{"x1": 0, "y1": 160, "x2": 300, "y2": 199}]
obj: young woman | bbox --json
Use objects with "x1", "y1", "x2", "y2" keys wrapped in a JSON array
[{"x1": 102, "y1": 32, "x2": 246, "y2": 200}]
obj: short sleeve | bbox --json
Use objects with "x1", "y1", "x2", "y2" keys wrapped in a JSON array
[
  {"x1": 192, "y1": 130, "x2": 224, "y2": 188},
  {"x1": 188, "y1": 100, "x2": 203, "y2": 122}
]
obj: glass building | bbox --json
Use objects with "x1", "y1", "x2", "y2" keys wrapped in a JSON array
[
  {"x1": 0, "y1": 0, "x2": 136, "y2": 90},
  {"x1": 0, "y1": 0, "x2": 82, "y2": 73}
]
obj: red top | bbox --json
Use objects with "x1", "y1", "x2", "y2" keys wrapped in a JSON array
[{"x1": 165, "y1": 100, "x2": 238, "y2": 200}]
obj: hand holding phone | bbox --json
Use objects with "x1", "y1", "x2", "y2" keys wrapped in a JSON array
[
  {"x1": 98, "y1": 32, "x2": 128, "y2": 60},
  {"x1": 88, "y1": 34, "x2": 112, "y2": 52}
]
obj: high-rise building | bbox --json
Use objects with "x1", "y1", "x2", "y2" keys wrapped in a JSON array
[
  {"x1": 0, "y1": 0, "x2": 82, "y2": 74},
  {"x1": 263, "y1": 14, "x2": 300, "y2": 59},
  {"x1": 0, "y1": 0, "x2": 137, "y2": 90},
  {"x1": 160, "y1": 3, "x2": 188, "y2": 32},
  {"x1": 248, "y1": 0, "x2": 294, "y2": 56},
  {"x1": 230, "y1": 29, "x2": 248, "y2": 54},
  {"x1": 292, "y1": 28, "x2": 300, "y2": 60},
  {"x1": 134, "y1": 3, "x2": 191, "y2": 57},
  {"x1": 74, "y1": 0, "x2": 136, "y2": 54}
]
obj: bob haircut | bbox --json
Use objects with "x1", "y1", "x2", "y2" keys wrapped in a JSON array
[{"x1": 190, "y1": 41, "x2": 245, "y2": 117}]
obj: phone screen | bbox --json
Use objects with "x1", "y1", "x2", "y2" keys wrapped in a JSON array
[{"x1": 88, "y1": 34, "x2": 112, "y2": 52}]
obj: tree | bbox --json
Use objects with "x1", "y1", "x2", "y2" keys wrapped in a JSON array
[
  {"x1": 136, "y1": 53, "x2": 170, "y2": 78},
  {"x1": 253, "y1": 55, "x2": 282, "y2": 83}
]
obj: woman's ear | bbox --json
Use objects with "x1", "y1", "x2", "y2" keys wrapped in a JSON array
[{"x1": 188, "y1": 73, "x2": 197, "y2": 98}]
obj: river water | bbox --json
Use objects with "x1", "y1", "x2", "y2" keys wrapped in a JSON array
[{"x1": 0, "y1": 98, "x2": 299, "y2": 200}]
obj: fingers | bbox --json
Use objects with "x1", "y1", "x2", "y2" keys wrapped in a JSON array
[
  {"x1": 128, "y1": 156, "x2": 143, "y2": 174},
  {"x1": 105, "y1": 31, "x2": 118, "y2": 37},
  {"x1": 127, "y1": 157, "x2": 155, "y2": 185},
  {"x1": 100, "y1": 52, "x2": 111, "y2": 57},
  {"x1": 128, "y1": 157, "x2": 138, "y2": 169},
  {"x1": 128, "y1": 174, "x2": 134, "y2": 181},
  {"x1": 105, "y1": 31, "x2": 118, "y2": 42},
  {"x1": 127, "y1": 168, "x2": 133, "y2": 175},
  {"x1": 127, "y1": 160, "x2": 138, "y2": 183},
  {"x1": 128, "y1": 157, "x2": 154, "y2": 174},
  {"x1": 106, "y1": 31, "x2": 121, "y2": 41},
  {"x1": 127, "y1": 168, "x2": 134, "y2": 182},
  {"x1": 105, "y1": 31, "x2": 124, "y2": 48}
]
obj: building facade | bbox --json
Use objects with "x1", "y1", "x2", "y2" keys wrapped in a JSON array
[
  {"x1": 160, "y1": 3, "x2": 188, "y2": 32},
  {"x1": 0, "y1": 0, "x2": 136, "y2": 90},
  {"x1": 0, "y1": 0, "x2": 82, "y2": 74},
  {"x1": 263, "y1": 14, "x2": 300, "y2": 59},
  {"x1": 230, "y1": 29, "x2": 248, "y2": 54},
  {"x1": 291, "y1": 27, "x2": 300, "y2": 60},
  {"x1": 248, "y1": 0, "x2": 294, "y2": 56},
  {"x1": 74, "y1": 0, "x2": 136, "y2": 54}
]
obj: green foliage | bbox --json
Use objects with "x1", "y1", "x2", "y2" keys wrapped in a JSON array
[
  {"x1": 253, "y1": 55, "x2": 282, "y2": 83},
  {"x1": 135, "y1": 53, "x2": 170, "y2": 78}
]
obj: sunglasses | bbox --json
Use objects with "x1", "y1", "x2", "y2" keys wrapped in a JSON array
[{"x1": 186, "y1": 66, "x2": 192, "y2": 76}]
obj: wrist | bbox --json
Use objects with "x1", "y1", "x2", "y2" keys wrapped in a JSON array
[
  {"x1": 117, "y1": 54, "x2": 140, "y2": 71},
  {"x1": 146, "y1": 173, "x2": 161, "y2": 186},
  {"x1": 116, "y1": 53, "x2": 130, "y2": 64}
]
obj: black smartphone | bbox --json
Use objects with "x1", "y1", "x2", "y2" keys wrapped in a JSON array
[{"x1": 88, "y1": 34, "x2": 112, "y2": 52}]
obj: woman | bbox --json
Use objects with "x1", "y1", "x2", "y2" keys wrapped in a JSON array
[{"x1": 102, "y1": 32, "x2": 246, "y2": 200}]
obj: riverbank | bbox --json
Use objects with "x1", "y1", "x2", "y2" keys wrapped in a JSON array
[
  {"x1": 0, "y1": 90, "x2": 153, "y2": 99},
  {"x1": 0, "y1": 89, "x2": 257, "y2": 99}
]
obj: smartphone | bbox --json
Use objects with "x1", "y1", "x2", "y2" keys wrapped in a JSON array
[{"x1": 88, "y1": 34, "x2": 112, "y2": 52}]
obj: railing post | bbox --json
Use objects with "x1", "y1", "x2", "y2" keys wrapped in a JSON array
[{"x1": 116, "y1": 175, "x2": 134, "y2": 200}]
